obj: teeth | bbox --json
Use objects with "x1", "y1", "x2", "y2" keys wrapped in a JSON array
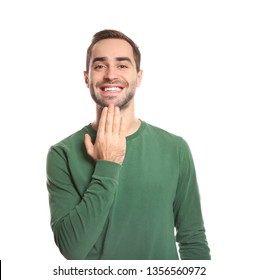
[{"x1": 104, "y1": 87, "x2": 121, "y2": 92}]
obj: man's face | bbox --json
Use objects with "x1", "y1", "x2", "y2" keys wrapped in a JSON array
[{"x1": 84, "y1": 39, "x2": 142, "y2": 109}]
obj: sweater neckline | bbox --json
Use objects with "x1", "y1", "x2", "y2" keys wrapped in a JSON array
[{"x1": 84, "y1": 120, "x2": 146, "y2": 142}]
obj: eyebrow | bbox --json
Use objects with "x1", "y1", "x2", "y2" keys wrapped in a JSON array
[{"x1": 92, "y1": 56, "x2": 133, "y2": 65}]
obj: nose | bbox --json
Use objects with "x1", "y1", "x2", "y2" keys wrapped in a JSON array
[{"x1": 104, "y1": 66, "x2": 117, "y2": 81}]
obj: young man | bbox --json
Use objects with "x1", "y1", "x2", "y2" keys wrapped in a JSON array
[{"x1": 47, "y1": 29, "x2": 211, "y2": 260}]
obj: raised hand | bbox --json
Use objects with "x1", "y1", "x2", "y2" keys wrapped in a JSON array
[{"x1": 84, "y1": 105, "x2": 126, "y2": 165}]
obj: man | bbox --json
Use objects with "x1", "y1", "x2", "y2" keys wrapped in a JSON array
[{"x1": 47, "y1": 29, "x2": 211, "y2": 260}]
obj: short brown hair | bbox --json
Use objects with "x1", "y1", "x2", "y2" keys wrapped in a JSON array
[{"x1": 86, "y1": 29, "x2": 141, "y2": 73}]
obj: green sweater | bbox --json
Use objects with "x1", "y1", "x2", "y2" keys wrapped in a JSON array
[{"x1": 47, "y1": 121, "x2": 210, "y2": 260}]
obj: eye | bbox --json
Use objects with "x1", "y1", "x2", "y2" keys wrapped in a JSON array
[
  {"x1": 94, "y1": 64, "x2": 106, "y2": 70},
  {"x1": 118, "y1": 64, "x2": 128, "y2": 69}
]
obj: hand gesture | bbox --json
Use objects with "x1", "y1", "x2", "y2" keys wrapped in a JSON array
[{"x1": 84, "y1": 105, "x2": 126, "y2": 165}]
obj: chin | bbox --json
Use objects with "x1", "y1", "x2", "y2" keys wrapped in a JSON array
[{"x1": 92, "y1": 93, "x2": 134, "y2": 110}]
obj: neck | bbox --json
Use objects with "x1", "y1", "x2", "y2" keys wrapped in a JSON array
[{"x1": 92, "y1": 100, "x2": 141, "y2": 136}]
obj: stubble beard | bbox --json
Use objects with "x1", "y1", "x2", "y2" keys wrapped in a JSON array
[{"x1": 89, "y1": 83, "x2": 136, "y2": 110}]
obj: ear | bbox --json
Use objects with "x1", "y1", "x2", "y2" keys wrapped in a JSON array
[
  {"x1": 136, "y1": 69, "x2": 143, "y2": 87},
  {"x1": 84, "y1": 71, "x2": 89, "y2": 88}
]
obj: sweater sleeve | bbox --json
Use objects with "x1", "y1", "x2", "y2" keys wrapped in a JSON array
[
  {"x1": 46, "y1": 146, "x2": 121, "y2": 259},
  {"x1": 173, "y1": 139, "x2": 211, "y2": 260}
]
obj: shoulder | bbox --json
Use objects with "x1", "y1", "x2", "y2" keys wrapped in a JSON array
[
  {"x1": 144, "y1": 123, "x2": 196, "y2": 171},
  {"x1": 141, "y1": 122, "x2": 192, "y2": 157},
  {"x1": 48, "y1": 126, "x2": 89, "y2": 155},
  {"x1": 141, "y1": 122, "x2": 193, "y2": 163},
  {"x1": 144, "y1": 122, "x2": 183, "y2": 145}
]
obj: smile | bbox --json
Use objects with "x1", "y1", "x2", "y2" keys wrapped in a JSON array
[{"x1": 103, "y1": 87, "x2": 122, "y2": 92}]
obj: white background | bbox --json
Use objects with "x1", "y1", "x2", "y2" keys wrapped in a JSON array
[{"x1": 1, "y1": 0, "x2": 257, "y2": 279}]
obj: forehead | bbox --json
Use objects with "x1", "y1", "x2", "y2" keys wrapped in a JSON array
[{"x1": 90, "y1": 39, "x2": 135, "y2": 62}]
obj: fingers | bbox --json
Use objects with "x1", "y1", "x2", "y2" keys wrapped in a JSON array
[
  {"x1": 97, "y1": 107, "x2": 108, "y2": 138},
  {"x1": 97, "y1": 105, "x2": 125, "y2": 137},
  {"x1": 85, "y1": 105, "x2": 126, "y2": 164},
  {"x1": 105, "y1": 105, "x2": 114, "y2": 134},
  {"x1": 111, "y1": 106, "x2": 126, "y2": 137}
]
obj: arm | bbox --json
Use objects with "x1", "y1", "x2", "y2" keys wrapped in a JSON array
[
  {"x1": 47, "y1": 153, "x2": 120, "y2": 259},
  {"x1": 173, "y1": 139, "x2": 211, "y2": 260},
  {"x1": 47, "y1": 105, "x2": 126, "y2": 259}
]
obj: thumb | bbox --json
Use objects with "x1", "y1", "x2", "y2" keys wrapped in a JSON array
[{"x1": 84, "y1": 134, "x2": 93, "y2": 153}]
